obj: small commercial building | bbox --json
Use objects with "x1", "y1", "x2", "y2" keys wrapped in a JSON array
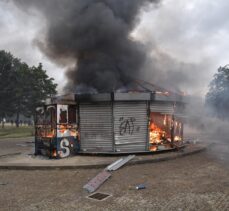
[{"x1": 35, "y1": 89, "x2": 186, "y2": 158}]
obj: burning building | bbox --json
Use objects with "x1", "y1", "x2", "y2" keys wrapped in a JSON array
[
  {"x1": 35, "y1": 82, "x2": 186, "y2": 158},
  {"x1": 19, "y1": 1, "x2": 187, "y2": 158}
]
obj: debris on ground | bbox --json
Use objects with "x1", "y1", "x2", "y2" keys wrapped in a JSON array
[
  {"x1": 136, "y1": 184, "x2": 146, "y2": 190},
  {"x1": 83, "y1": 170, "x2": 111, "y2": 193},
  {"x1": 83, "y1": 155, "x2": 135, "y2": 193},
  {"x1": 106, "y1": 155, "x2": 135, "y2": 171}
]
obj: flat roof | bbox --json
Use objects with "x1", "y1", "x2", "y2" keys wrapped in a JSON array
[
  {"x1": 45, "y1": 91, "x2": 186, "y2": 105},
  {"x1": 75, "y1": 92, "x2": 186, "y2": 103}
]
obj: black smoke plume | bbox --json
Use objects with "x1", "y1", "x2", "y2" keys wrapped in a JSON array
[{"x1": 12, "y1": 0, "x2": 159, "y2": 92}]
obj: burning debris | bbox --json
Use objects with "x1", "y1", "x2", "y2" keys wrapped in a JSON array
[{"x1": 149, "y1": 112, "x2": 183, "y2": 151}]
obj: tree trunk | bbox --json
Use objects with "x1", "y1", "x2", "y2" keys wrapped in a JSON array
[
  {"x1": 16, "y1": 111, "x2": 20, "y2": 128},
  {"x1": 1, "y1": 116, "x2": 5, "y2": 128}
]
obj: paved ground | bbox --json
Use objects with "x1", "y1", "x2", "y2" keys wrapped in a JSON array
[
  {"x1": 0, "y1": 136, "x2": 228, "y2": 211},
  {"x1": 0, "y1": 137, "x2": 206, "y2": 169},
  {"x1": 0, "y1": 148, "x2": 228, "y2": 211},
  {"x1": 0, "y1": 137, "x2": 34, "y2": 157}
]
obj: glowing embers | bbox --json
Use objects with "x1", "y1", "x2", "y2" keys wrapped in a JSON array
[
  {"x1": 46, "y1": 128, "x2": 56, "y2": 138},
  {"x1": 174, "y1": 121, "x2": 183, "y2": 142},
  {"x1": 174, "y1": 136, "x2": 182, "y2": 141},
  {"x1": 57, "y1": 124, "x2": 78, "y2": 137},
  {"x1": 149, "y1": 145, "x2": 158, "y2": 152},
  {"x1": 35, "y1": 126, "x2": 55, "y2": 138},
  {"x1": 52, "y1": 148, "x2": 57, "y2": 157}
]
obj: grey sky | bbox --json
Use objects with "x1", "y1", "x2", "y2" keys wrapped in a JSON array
[
  {"x1": 0, "y1": 0, "x2": 67, "y2": 93},
  {"x1": 0, "y1": 0, "x2": 228, "y2": 95},
  {"x1": 134, "y1": 0, "x2": 229, "y2": 95}
]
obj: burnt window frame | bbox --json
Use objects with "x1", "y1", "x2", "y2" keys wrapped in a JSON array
[
  {"x1": 57, "y1": 105, "x2": 68, "y2": 124},
  {"x1": 45, "y1": 105, "x2": 57, "y2": 125},
  {"x1": 68, "y1": 105, "x2": 77, "y2": 124}
]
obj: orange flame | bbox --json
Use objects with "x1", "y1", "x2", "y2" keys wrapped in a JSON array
[
  {"x1": 58, "y1": 124, "x2": 78, "y2": 137},
  {"x1": 52, "y1": 149, "x2": 57, "y2": 157},
  {"x1": 149, "y1": 123, "x2": 165, "y2": 144}
]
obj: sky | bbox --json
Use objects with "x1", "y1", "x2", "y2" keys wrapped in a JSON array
[
  {"x1": 0, "y1": 0, "x2": 228, "y2": 96},
  {"x1": 0, "y1": 0, "x2": 67, "y2": 92}
]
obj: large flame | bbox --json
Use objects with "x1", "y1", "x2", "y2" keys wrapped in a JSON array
[{"x1": 149, "y1": 123, "x2": 165, "y2": 144}]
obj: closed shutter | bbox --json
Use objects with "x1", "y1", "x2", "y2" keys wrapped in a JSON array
[
  {"x1": 79, "y1": 103, "x2": 113, "y2": 152},
  {"x1": 150, "y1": 102, "x2": 174, "y2": 114},
  {"x1": 114, "y1": 102, "x2": 148, "y2": 152}
]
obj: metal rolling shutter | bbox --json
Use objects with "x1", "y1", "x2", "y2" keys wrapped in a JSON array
[
  {"x1": 150, "y1": 102, "x2": 174, "y2": 114},
  {"x1": 80, "y1": 103, "x2": 113, "y2": 152},
  {"x1": 114, "y1": 102, "x2": 148, "y2": 152}
]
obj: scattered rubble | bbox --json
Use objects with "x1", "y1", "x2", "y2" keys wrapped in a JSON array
[{"x1": 84, "y1": 155, "x2": 136, "y2": 193}]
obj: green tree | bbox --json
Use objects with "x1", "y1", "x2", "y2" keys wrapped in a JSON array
[
  {"x1": 0, "y1": 51, "x2": 16, "y2": 127},
  {"x1": 0, "y1": 50, "x2": 57, "y2": 127},
  {"x1": 26, "y1": 63, "x2": 57, "y2": 118},
  {"x1": 12, "y1": 60, "x2": 32, "y2": 127},
  {"x1": 206, "y1": 65, "x2": 229, "y2": 120}
]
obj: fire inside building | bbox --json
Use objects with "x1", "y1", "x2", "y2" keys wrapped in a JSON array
[{"x1": 35, "y1": 82, "x2": 186, "y2": 158}]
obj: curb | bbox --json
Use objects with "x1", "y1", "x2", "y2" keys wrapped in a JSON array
[
  {"x1": 0, "y1": 153, "x2": 22, "y2": 158},
  {"x1": 0, "y1": 145, "x2": 207, "y2": 170}
]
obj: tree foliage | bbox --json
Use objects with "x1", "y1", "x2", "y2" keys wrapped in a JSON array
[
  {"x1": 0, "y1": 50, "x2": 57, "y2": 126},
  {"x1": 206, "y1": 65, "x2": 229, "y2": 120}
]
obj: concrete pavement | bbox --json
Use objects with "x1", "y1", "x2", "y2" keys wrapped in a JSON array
[
  {"x1": 0, "y1": 137, "x2": 34, "y2": 157},
  {"x1": 0, "y1": 137, "x2": 207, "y2": 170}
]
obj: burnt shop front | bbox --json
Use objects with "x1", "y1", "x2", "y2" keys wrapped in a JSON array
[
  {"x1": 35, "y1": 92, "x2": 185, "y2": 158},
  {"x1": 35, "y1": 97, "x2": 80, "y2": 158}
]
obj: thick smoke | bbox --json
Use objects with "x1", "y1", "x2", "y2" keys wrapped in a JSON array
[
  {"x1": 12, "y1": 0, "x2": 159, "y2": 92},
  {"x1": 140, "y1": 49, "x2": 214, "y2": 95}
]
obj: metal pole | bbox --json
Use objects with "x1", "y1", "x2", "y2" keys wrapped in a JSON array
[
  {"x1": 111, "y1": 92, "x2": 115, "y2": 152},
  {"x1": 171, "y1": 114, "x2": 175, "y2": 148},
  {"x1": 146, "y1": 101, "x2": 150, "y2": 151}
]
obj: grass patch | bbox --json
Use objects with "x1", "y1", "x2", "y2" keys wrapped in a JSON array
[{"x1": 0, "y1": 126, "x2": 34, "y2": 139}]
